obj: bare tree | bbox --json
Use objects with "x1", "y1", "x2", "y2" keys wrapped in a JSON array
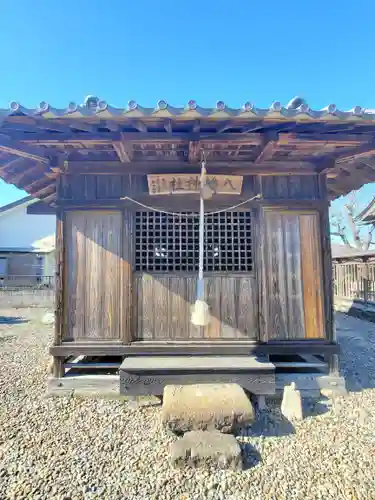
[{"x1": 330, "y1": 191, "x2": 375, "y2": 250}]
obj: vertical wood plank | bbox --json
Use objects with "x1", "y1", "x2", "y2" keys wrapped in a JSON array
[
  {"x1": 141, "y1": 275, "x2": 154, "y2": 340},
  {"x1": 300, "y1": 213, "x2": 325, "y2": 338},
  {"x1": 319, "y1": 174, "x2": 333, "y2": 341},
  {"x1": 256, "y1": 208, "x2": 268, "y2": 342},
  {"x1": 153, "y1": 277, "x2": 170, "y2": 339},
  {"x1": 265, "y1": 212, "x2": 288, "y2": 339},
  {"x1": 121, "y1": 209, "x2": 133, "y2": 343},
  {"x1": 237, "y1": 277, "x2": 257, "y2": 339},
  {"x1": 283, "y1": 215, "x2": 305, "y2": 339},
  {"x1": 170, "y1": 277, "x2": 187, "y2": 339},
  {"x1": 55, "y1": 204, "x2": 64, "y2": 345},
  {"x1": 204, "y1": 277, "x2": 221, "y2": 339},
  {"x1": 220, "y1": 277, "x2": 237, "y2": 338},
  {"x1": 133, "y1": 276, "x2": 142, "y2": 340},
  {"x1": 103, "y1": 213, "x2": 122, "y2": 340}
]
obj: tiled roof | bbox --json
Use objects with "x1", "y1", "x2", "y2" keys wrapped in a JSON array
[{"x1": 0, "y1": 96, "x2": 375, "y2": 122}]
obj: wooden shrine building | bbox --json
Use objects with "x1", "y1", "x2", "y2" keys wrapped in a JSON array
[{"x1": 1, "y1": 96, "x2": 375, "y2": 396}]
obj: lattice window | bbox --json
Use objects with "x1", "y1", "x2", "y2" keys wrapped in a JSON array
[{"x1": 134, "y1": 211, "x2": 252, "y2": 272}]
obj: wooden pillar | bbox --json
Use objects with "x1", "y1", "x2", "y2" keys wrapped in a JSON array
[
  {"x1": 254, "y1": 206, "x2": 267, "y2": 342},
  {"x1": 319, "y1": 174, "x2": 334, "y2": 342},
  {"x1": 121, "y1": 208, "x2": 134, "y2": 344},
  {"x1": 53, "y1": 176, "x2": 65, "y2": 378}
]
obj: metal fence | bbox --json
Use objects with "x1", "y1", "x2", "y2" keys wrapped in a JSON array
[
  {"x1": 0, "y1": 276, "x2": 55, "y2": 308},
  {"x1": 333, "y1": 262, "x2": 375, "y2": 304},
  {"x1": 0, "y1": 275, "x2": 55, "y2": 289}
]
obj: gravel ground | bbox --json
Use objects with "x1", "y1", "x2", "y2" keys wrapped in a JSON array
[{"x1": 0, "y1": 308, "x2": 375, "y2": 500}]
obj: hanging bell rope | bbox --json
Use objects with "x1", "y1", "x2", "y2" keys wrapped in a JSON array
[{"x1": 191, "y1": 149, "x2": 211, "y2": 327}]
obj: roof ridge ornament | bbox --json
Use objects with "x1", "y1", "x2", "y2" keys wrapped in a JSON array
[
  {"x1": 38, "y1": 101, "x2": 49, "y2": 113},
  {"x1": 84, "y1": 95, "x2": 99, "y2": 109},
  {"x1": 9, "y1": 101, "x2": 20, "y2": 112},
  {"x1": 128, "y1": 100, "x2": 137, "y2": 110},
  {"x1": 242, "y1": 101, "x2": 254, "y2": 111},
  {"x1": 188, "y1": 100, "x2": 197, "y2": 110},
  {"x1": 97, "y1": 100, "x2": 107, "y2": 111},
  {"x1": 270, "y1": 101, "x2": 282, "y2": 112},
  {"x1": 157, "y1": 100, "x2": 168, "y2": 110},
  {"x1": 286, "y1": 96, "x2": 307, "y2": 110},
  {"x1": 67, "y1": 102, "x2": 78, "y2": 113},
  {"x1": 322, "y1": 104, "x2": 337, "y2": 114}
]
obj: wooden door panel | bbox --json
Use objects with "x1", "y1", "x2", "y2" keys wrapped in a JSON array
[
  {"x1": 263, "y1": 210, "x2": 325, "y2": 340},
  {"x1": 65, "y1": 211, "x2": 122, "y2": 341}
]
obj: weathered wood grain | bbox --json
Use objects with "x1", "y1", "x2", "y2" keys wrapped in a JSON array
[
  {"x1": 204, "y1": 277, "x2": 221, "y2": 339},
  {"x1": 66, "y1": 211, "x2": 122, "y2": 341},
  {"x1": 135, "y1": 274, "x2": 257, "y2": 341},
  {"x1": 283, "y1": 215, "x2": 305, "y2": 339},
  {"x1": 265, "y1": 212, "x2": 289, "y2": 339},
  {"x1": 319, "y1": 174, "x2": 334, "y2": 341},
  {"x1": 121, "y1": 209, "x2": 133, "y2": 343},
  {"x1": 262, "y1": 175, "x2": 319, "y2": 200},
  {"x1": 55, "y1": 203, "x2": 64, "y2": 346},
  {"x1": 170, "y1": 277, "x2": 188, "y2": 340},
  {"x1": 300, "y1": 213, "x2": 325, "y2": 338},
  {"x1": 237, "y1": 277, "x2": 257, "y2": 339},
  {"x1": 221, "y1": 278, "x2": 238, "y2": 338},
  {"x1": 153, "y1": 277, "x2": 169, "y2": 339}
]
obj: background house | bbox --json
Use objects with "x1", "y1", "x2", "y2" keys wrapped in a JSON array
[{"x1": 0, "y1": 196, "x2": 56, "y2": 286}]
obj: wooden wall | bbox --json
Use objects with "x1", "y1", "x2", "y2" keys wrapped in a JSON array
[
  {"x1": 55, "y1": 172, "x2": 332, "y2": 346},
  {"x1": 134, "y1": 274, "x2": 257, "y2": 341}
]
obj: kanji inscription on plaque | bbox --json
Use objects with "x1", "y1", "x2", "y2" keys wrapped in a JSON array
[{"x1": 147, "y1": 174, "x2": 243, "y2": 195}]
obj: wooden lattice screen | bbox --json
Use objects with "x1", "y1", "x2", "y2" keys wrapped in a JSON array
[{"x1": 135, "y1": 211, "x2": 252, "y2": 272}]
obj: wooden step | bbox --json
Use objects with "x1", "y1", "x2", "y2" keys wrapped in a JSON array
[{"x1": 119, "y1": 356, "x2": 276, "y2": 397}]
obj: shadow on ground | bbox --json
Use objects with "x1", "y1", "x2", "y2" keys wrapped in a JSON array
[
  {"x1": 0, "y1": 316, "x2": 28, "y2": 325},
  {"x1": 240, "y1": 443, "x2": 262, "y2": 470},
  {"x1": 336, "y1": 313, "x2": 375, "y2": 392}
]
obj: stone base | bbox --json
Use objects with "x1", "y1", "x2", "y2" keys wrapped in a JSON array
[
  {"x1": 281, "y1": 382, "x2": 303, "y2": 421},
  {"x1": 170, "y1": 431, "x2": 242, "y2": 470},
  {"x1": 162, "y1": 383, "x2": 255, "y2": 434}
]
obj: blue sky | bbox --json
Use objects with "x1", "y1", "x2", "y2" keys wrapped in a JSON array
[{"x1": 0, "y1": 0, "x2": 374, "y2": 215}]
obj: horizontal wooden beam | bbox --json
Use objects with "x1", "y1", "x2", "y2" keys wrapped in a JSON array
[
  {"x1": 50, "y1": 341, "x2": 340, "y2": 357},
  {"x1": 64, "y1": 160, "x2": 318, "y2": 175},
  {"x1": 18, "y1": 131, "x2": 263, "y2": 143},
  {"x1": 56, "y1": 198, "x2": 327, "y2": 212},
  {"x1": 27, "y1": 201, "x2": 55, "y2": 214},
  {"x1": 0, "y1": 137, "x2": 50, "y2": 163}
]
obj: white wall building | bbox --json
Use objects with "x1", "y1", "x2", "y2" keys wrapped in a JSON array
[{"x1": 0, "y1": 196, "x2": 56, "y2": 285}]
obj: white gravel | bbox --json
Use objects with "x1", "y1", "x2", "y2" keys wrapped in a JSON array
[{"x1": 1, "y1": 308, "x2": 375, "y2": 500}]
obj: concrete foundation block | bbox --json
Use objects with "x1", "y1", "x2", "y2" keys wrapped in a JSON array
[
  {"x1": 170, "y1": 430, "x2": 243, "y2": 470},
  {"x1": 281, "y1": 382, "x2": 303, "y2": 421},
  {"x1": 162, "y1": 383, "x2": 255, "y2": 434}
]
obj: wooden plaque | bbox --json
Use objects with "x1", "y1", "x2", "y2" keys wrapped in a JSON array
[{"x1": 147, "y1": 174, "x2": 243, "y2": 195}]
